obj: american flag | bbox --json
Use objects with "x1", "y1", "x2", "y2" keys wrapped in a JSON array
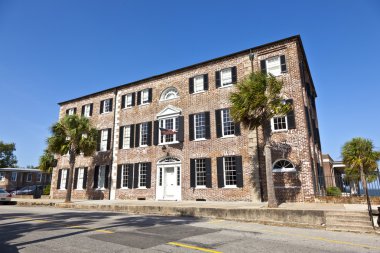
[{"x1": 160, "y1": 128, "x2": 177, "y2": 135}]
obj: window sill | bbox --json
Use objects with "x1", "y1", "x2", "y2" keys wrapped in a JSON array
[
  {"x1": 137, "y1": 187, "x2": 147, "y2": 189},
  {"x1": 273, "y1": 169, "x2": 296, "y2": 173},
  {"x1": 75, "y1": 189, "x2": 84, "y2": 191},
  {"x1": 192, "y1": 90, "x2": 206, "y2": 95},
  {"x1": 223, "y1": 185, "x2": 238, "y2": 189},
  {"x1": 122, "y1": 107, "x2": 133, "y2": 110},
  {"x1": 218, "y1": 84, "x2": 233, "y2": 89},
  {"x1": 97, "y1": 150, "x2": 110, "y2": 153},
  {"x1": 58, "y1": 189, "x2": 67, "y2": 191},
  {"x1": 95, "y1": 188, "x2": 107, "y2": 191},
  {"x1": 139, "y1": 103, "x2": 150, "y2": 107},
  {"x1": 193, "y1": 138, "x2": 207, "y2": 142},
  {"x1": 101, "y1": 111, "x2": 111, "y2": 115},
  {"x1": 220, "y1": 135, "x2": 235, "y2": 139},
  {"x1": 195, "y1": 186, "x2": 207, "y2": 189},
  {"x1": 158, "y1": 141, "x2": 179, "y2": 145},
  {"x1": 120, "y1": 187, "x2": 129, "y2": 190},
  {"x1": 272, "y1": 129, "x2": 288, "y2": 133}
]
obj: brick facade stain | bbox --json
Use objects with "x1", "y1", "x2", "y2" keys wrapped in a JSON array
[{"x1": 51, "y1": 35, "x2": 323, "y2": 203}]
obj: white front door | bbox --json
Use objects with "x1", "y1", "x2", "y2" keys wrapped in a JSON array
[{"x1": 164, "y1": 167, "x2": 176, "y2": 199}]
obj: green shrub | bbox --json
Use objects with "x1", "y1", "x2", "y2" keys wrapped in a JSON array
[
  {"x1": 326, "y1": 186, "x2": 342, "y2": 196},
  {"x1": 43, "y1": 185, "x2": 51, "y2": 195}
]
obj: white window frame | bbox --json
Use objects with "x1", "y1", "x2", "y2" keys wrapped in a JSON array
[
  {"x1": 103, "y1": 99, "x2": 112, "y2": 113},
  {"x1": 83, "y1": 104, "x2": 91, "y2": 117},
  {"x1": 36, "y1": 173, "x2": 42, "y2": 182},
  {"x1": 126, "y1": 93, "x2": 133, "y2": 108},
  {"x1": 266, "y1": 56, "x2": 281, "y2": 76},
  {"x1": 193, "y1": 75, "x2": 204, "y2": 93},
  {"x1": 68, "y1": 108, "x2": 75, "y2": 115},
  {"x1": 11, "y1": 172, "x2": 17, "y2": 182},
  {"x1": 223, "y1": 157, "x2": 237, "y2": 188},
  {"x1": 98, "y1": 165, "x2": 106, "y2": 189},
  {"x1": 121, "y1": 164, "x2": 129, "y2": 188},
  {"x1": 123, "y1": 125, "x2": 131, "y2": 149},
  {"x1": 139, "y1": 123, "x2": 149, "y2": 147},
  {"x1": 26, "y1": 173, "x2": 32, "y2": 182},
  {"x1": 100, "y1": 129, "x2": 108, "y2": 151},
  {"x1": 0, "y1": 172, "x2": 5, "y2": 181},
  {"x1": 221, "y1": 109, "x2": 235, "y2": 137},
  {"x1": 273, "y1": 159, "x2": 296, "y2": 173},
  {"x1": 60, "y1": 169, "x2": 68, "y2": 190},
  {"x1": 220, "y1": 68, "x2": 232, "y2": 87},
  {"x1": 77, "y1": 168, "x2": 85, "y2": 190},
  {"x1": 160, "y1": 87, "x2": 179, "y2": 101},
  {"x1": 195, "y1": 159, "x2": 206, "y2": 188},
  {"x1": 138, "y1": 163, "x2": 147, "y2": 188},
  {"x1": 271, "y1": 115, "x2": 288, "y2": 132},
  {"x1": 194, "y1": 113, "x2": 206, "y2": 140},
  {"x1": 159, "y1": 116, "x2": 179, "y2": 145},
  {"x1": 141, "y1": 89, "x2": 150, "y2": 105}
]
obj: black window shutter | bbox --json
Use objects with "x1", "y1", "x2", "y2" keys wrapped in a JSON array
[
  {"x1": 116, "y1": 165, "x2": 122, "y2": 189},
  {"x1": 119, "y1": 126, "x2": 124, "y2": 149},
  {"x1": 97, "y1": 130, "x2": 101, "y2": 151},
  {"x1": 205, "y1": 158, "x2": 212, "y2": 188},
  {"x1": 260, "y1": 60, "x2": 267, "y2": 74},
  {"x1": 235, "y1": 156, "x2": 243, "y2": 188},
  {"x1": 286, "y1": 99, "x2": 296, "y2": 129},
  {"x1": 215, "y1": 109, "x2": 222, "y2": 138},
  {"x1": 280, "y1": 55, "x2": 287, "y2": 72},
  {"x1": 65, "y1": 170, "x2": 69, "y2": 189},
  {"x1": 104, "y1": 165, "x2": 110, "y2": 189},
  {"x1": 135, "y1": 124, "x2": 140, "y2": 147},
  {"x1": 81, "y1": 106, "x2": 85, "y2": 116},
  {"x1": 73, "y1": 168, "x2": 78, "y2": 189},
  {"x1": 127, "y1": 164, "x2": 134, "y2": 188},
  {"x1": 130, "y1": 124, "x2": 135, "y2": 148},
  {"x1": 100, "y1": 101, "x2": 104, "y2": 114},
  {"x1": 204, "y1": 74, "x2": 209, "y2": 90},
  {"x1": 137, "y1": 91, "x2": 141, "y2": 105},
  {"x1": 217, "y1": 157, "x2": 224, "y2": 188},
  {"x1": 215, "y1": 71, "x2": 221, "y2": 88},
  {"x1": 57, "y1": 169, "x2": 62, "y2": 189},
  {"x1": 83, "y1": 167, "x2": 88, "y2": 189},
  {"x1": 146, "y1": 162, "x2": 151, "y2": 188},
  {"x1": 109, "y1": 98, "x2": 113, "y2": 112},
  {"x1": 190, "y1": 159, "x2": 195, "y2": 187},
  {"x1": 66, "y1": 109, "x2": 69, "y2": 115},
  {"x1": 73, "y1": 108, "x2": 77, "y2": 115},
  {"x1": 89, "y1": 104, "x2": 93, "y2": 116},
  {"x1": 177, "y1": 116, "x2": 184, "y2": 142},
  {"x1": 153, "y1": 120, "x2": 159, "y2": 145},
  {"x1": 305, "y1": 106, "x2": 312, "y2": 136},
  {"x1": 189, "y1": 114, "x2": 194, "y2": 141},
  {"x1": 107, "y1": 128, "x2": 112, "y2": 150},
  {"x1": 148, "y1": 88, "x2": 153, "y2": 102},
  {"x1": 234, "y1": 122, "x2": 241, "y2": 136},
  {"x1": 133, "y1": 163, "x2": 139, "y2": 188},
  {"x1": 231, "y1": 66, "x2": 237, "y2": 83},
  {"x1": 147, "y1": 121, "x2": 152, "y2": 146},
  {"x1": 131, "y1": 93, "x2": 136, "y2": 106},
  {"x1": 121, "y1": 95, "x2": 126, "y2": 109},
  {"x1": 93, "y1": 166, "x2": 99, "y2": 188},
  {"x1": 189, "y1": 78, "x2": 194, "y2": 94},
  {"x1": 205, "y1": 111, "x2": 211, "y2": 139}
]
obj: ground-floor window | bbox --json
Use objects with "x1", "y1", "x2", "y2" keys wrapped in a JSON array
[
  {"x1": 98, "y1": 165, "x2": 106, "y2": 189},
  {"x1": 11, "y1": 172, "x2": 17, "y2": 182},
  {"x1": 0, "y1": 172, "x2": 5, "y2": 181},
  {"x1": 195, "y1": 159, "x2": 206, "y2": 187},
  {"x1": 77, "y1": 168, "x2": 85, "y2": 189},
  {"x1": 138, "y1": 163, "x2": 147, "y2": 188},
  {"x1": 60, "y1": 169, "x2": 68, "y2": 189},
  {"x1": 26, "y1": 173, "x2": 32, "y2": 182}
]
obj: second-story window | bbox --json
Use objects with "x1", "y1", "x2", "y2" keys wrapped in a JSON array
[
  {"x1": 100, "y1": 98, "x2": 113, "y2": 114},
  {"x1": 261, "y1": 55, "x2": 287, "y2": 76},
  {"x1": 82, "y1": 104, "x2": 93, "y2": 117},
  {"x1": 221, "y1": 68, "x2": 232, "y2": 86},
  {"x1": 98, "y1": 129, "x2": 111, "y2": 152},
  {"x1": 159, "y1": 117, "x2": 179, "y2": 144},
  {"x1": 137, "y1": 88, "x2": 152, "y2": 105},
  {"x1": 222, "y1": 109, "x2": 235, "y2": 136},
  {"x1": 140, "y1": 122, "x2": 149, "y2": 146},
  {"x1": 66, "y1": 108, "x2": 76, "y2": 115}
]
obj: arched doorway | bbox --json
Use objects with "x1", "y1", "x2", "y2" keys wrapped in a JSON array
[{"x1": 156, "y1": 156, "x2": 181, "y2": 201}]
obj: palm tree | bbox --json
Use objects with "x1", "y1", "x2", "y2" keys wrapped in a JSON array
[
  {"x1": 341, "y1": 137, "x2": 380, "y2": 197},
  {"x1": 230, "y1": 71, "x2": 291, "y2": 207},
  {"x1": 39, "y1": 149, "x2": 56, "y2": 173},
  {"x1": 47, "y1": 115, "x2": 98, "y2": 203}
]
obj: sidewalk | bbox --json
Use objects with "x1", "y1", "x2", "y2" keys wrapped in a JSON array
[{"x1": 10, "y1": 198, "x2": 379, "y2": 232}]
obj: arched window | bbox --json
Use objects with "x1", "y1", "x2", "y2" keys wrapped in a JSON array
[
  {"x1": 160, "y1": 87, "x2": 179, "y2": 101},
  {"x1": 273, "y1": 159, "x2": 296, "y2": 172}
]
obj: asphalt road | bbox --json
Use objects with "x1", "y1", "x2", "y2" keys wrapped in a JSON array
[{"x1": 0, "y1": 205, "x2": 379, "y2": 253}]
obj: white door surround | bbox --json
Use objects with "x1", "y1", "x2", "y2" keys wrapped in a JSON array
[{"x1": 156, "y1": 157, "x2": 181, "y2": 201}]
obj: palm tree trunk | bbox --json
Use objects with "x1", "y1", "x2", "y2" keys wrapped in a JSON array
[
  {"x1": 65, "y1": 150, "x2": 76, "y2": 203},
  {"x1": 265, "y1": 141, "x2": 278, "y2": 207},
  {"x1": 360, "y1": 164, "x2": 368, "y2": 197}
]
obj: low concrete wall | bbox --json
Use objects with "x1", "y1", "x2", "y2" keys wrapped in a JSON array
[
  {"x1": 316, "y1": 196, "x2": 380, "y2": 205},
  {"x1": 52, "y1": 203, "x2": 325, "y2": 229}
]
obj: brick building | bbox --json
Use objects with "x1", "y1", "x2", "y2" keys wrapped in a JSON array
[
  {"x1": 0, "y1": 168, "x2": 51, "y2": 192},
  {"x1": 51, "y1": 35, "x2": 323, "y2": 203}
]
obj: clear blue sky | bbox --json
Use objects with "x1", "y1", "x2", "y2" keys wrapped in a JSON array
[{"x1": 1, "y1": 0, "x2": 379, "y2": 167}]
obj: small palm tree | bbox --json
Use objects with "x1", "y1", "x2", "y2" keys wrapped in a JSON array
[
  {"x1": 47, "y1": 115, "x2": 98, "y2": 203},
  {"x1": 39, "y1": 149, "x2": 56, "y2": 173},
  {"x1": 341, "y1": 137, "x2": 380, "y2": 196},
  {"x1": 230, "y1": 71, "x2": 291, "y2": 207}
]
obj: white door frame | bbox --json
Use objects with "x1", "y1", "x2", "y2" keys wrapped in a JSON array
[{"x1": 156, "y1": 158, "x2": 181, "y2": 201}]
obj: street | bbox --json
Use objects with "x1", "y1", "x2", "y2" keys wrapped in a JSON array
[{"x1": 0, "y1": 206, "x2": 379, "y2": 253}]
